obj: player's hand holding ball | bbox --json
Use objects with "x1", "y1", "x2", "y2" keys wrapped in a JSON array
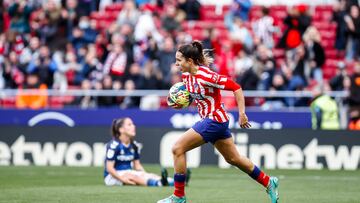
[{"x1": 239, "y1": 112, "x2": 251, "y2": 128}]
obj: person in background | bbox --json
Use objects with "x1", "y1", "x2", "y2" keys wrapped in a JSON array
[
  {"x1": 344, "y1": 5, "x2": 360, "y2": 60},
  {"x1": 104, "y1": 117, "x2": 177, "y2": 187},
  {"x1": 177, "y1": 0, "x2": 201, "y2": 21},
  {"x1": 16, "y1": 72, "x2": 48, "y2": 109},
  {"x1": 348, "y1": 62, "x2": 360, "y2": 130},
  {"x1": 329, "y1": 61, "x2": 351, "y2": 91},
  {"x1": 303, "y1": 26, "x2": 325, "y2": 85},
  {"x1": 310, "y1": 85, "x2": 340, "y2": 130}
]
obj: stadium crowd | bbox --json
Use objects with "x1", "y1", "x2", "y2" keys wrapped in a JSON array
[{"x1": 0, "y1": 0, "x2": 359, "y2": 127}]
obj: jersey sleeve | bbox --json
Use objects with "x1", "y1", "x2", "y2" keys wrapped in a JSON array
[
  {"x1": 199, "y1": 68, "x2": 241, "y2": 91},
  {"x1": 105, "y1": 141, "x2": 118, "y2": 161}
]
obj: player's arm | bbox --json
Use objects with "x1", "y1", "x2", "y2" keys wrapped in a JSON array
[
  {"x1": 133, "y1": 160, "x2": 145, "y2": 172},
  {"x1": 233, "y1": 88, "x2": 251, "y2": 128},
  {"x1": 105, "y1": 160, "x2": 136, "y2": 185},
  {"x1": 222, "y1": 78, "x2": 251, "y2": 128}
]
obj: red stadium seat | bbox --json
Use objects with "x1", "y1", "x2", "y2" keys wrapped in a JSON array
[
  {"x1": 315, "y1": 5, "x2": 333, "y2": 12},
  {"x1": 1, "y1": 97, "x2": 16, "y2": 108},
  {"x1": 325, "y1": 49, "x2": 339, "y2": 59},
  {"x1": 105, "y1": 3, "x2": 123, "y2": 12}
]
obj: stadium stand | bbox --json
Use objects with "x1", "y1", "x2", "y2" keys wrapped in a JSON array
[{"x1": 0, "y1": 0, "x2": 358, "y2": 111}]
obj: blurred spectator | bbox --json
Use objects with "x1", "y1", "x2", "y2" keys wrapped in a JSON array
[
  {"x1": 27, "y1": 45, "x2": 57, "y2": 87},
  {"x1": 156, "y1": 36, "x2": 176, "y2": 84},
  {"x1": 61, "y1": 0, "x2": 80, "y2": 38},
  {"x1": 278, "y1": 5, "x2": 311, "y2": 49},
  {"x1": 226, "y1": 0, "x2": 251, "y2": 22},
  {"x1": 177, "y1": 0, "x2": 201, "y2": 21},
  {"x1": 19, "y1": 36, "x2": 40, "y2": 66},
  {"x1": 262, "y1": 72, "x2": 288, "y2": 110},
  {"x1": 78, "y1": 44, "x2": 101, "y2": 82},
  {"x1": 97, "y1": 75, "x2": 117, "y2": 107},
  {"x1": 116, "y1": 0, "x2": 140, "y2": 27},
  {"x1": 0, "y1": 33, "x2": 8, "y2": 59},
  {"x1": 252, "y1": 7, "x2": 276, "y2": 49},
  {"x1": 346, "y1": 0, "x2": 360, "y2": 11},
  {"x1": 2, "y1": 51, "x2": 24, "y2": 89},
  {"x1": 344, "y1": 5, "x2": 360, "y2": 60},
  {"x1": 52, "y1": 51, "x2": 68, "y2": 91},
  {"x1": 73, "y1": 78, "x2": 97, "y2": 108},
  {"x1": 253, "y1": 45, "x2": 276, "y2": 90},
  {"x1": 112, "y1": 79, "x2": 124, "y2": 105},
  {"x1": 69, "y1": 25, "x2": 96, "y2": 55},
  {"x1": 162, "y1": 5, "x2": 181, "y2": 35},
  {"x1": 310, "y1": 85, "x2": 340, "y2": 130},
  {"x1": 348, "y1": 63, "x2": 360, "y2": 119},
  {"x1": 330, "y1": 61, "x2": 351, "y2": 91},
  {"x1": 142, "y1": 60, "x2": 163, "y2": 89},
  {"x1": 134, "y1": 5, "x2": 163, "y2": 43},
  {"x1": 228, "y1": 17, "x2": 253, "y2": 50},
  {"x1": 103, "y1": 43, "x2": 128, "y2": 81},
  {"x1": 288, "y1": 45, "x2": 307, "y2": 88},
  {"x1": 0, "y1": 0, "x2": 10, "y2": 33},
  {"x1": 348, "y1": 62, "x2": 360, "y2": 130},
  {"x1": 8, "y1": 0, "x2": 33, "y2": 34},
  {"x1": 303, "y1": 26, "x2": 326, "y2": 85},
  {"x1": 333, "y1": 0, "x2": 348, "y2": 55},
  {"x1": 64, "y1": 51, "x2": 82, "y2": 85},
  {"x1": 16, "y1": 72, "x2": 48, "y2": 109},
  {"x1": 215, "y1": 40, "x2": 235, "y2": 77},
  {"x1": 120, "y1": 79, "x2": 140, "y2": 108},
  {"x1": 126, "y1": 63, "x2": 144, "y2": 89},
  {"x1": 234, "y1": 49, "x2": 258, "y2": 90},
  {"x1": 79, "y1": 16, "x2": 98, "y2": 42},
  {"x1": 31, "y1": 0, "x2": 62, "y2": 48},
  {"x1": 77, "y1": 0, "x2": 95, "y2": 17}
]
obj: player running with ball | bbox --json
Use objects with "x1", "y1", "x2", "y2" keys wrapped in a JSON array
[{"x1": 158, "y1": 41, "x2": 279, "y2": 203}]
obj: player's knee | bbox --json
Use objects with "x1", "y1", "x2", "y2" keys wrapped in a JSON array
[{"x1": 172, "y1": 144, "x2": 184, "y2": 156}]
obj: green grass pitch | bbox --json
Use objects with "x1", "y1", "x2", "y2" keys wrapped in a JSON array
[{"x1": 0, "y1": 165, "x2": 359, "y2": 203}]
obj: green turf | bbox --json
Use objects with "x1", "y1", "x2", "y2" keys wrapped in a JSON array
[{"x1": 0, "y1": 165, "x2": 359, "y2": 203}]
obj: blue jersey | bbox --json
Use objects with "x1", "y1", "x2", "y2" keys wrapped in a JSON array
[{"x1": 103, "y1": 138, "x2": 140, "y2": 177}]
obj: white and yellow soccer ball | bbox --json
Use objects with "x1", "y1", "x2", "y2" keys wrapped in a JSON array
[{"x1": 167, "y1": 82, "x2": 193, "y2": 109}]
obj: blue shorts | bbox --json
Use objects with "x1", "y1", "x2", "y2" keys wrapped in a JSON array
[{"x1": 192, "y1": 118, "x2": 232, "y2": 144}]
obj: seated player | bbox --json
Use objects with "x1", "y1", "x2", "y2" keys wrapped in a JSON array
[{"x1": 104, "y1": 117, "x2": 174, "y2": 186}]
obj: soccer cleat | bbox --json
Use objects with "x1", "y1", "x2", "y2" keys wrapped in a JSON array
[
  {"x1": 266, "y1": 177, "x2": 279, "y2": 203},
  {"x1": 157, "y1": 195, "x2": 186, "y2": 203},
  {"x1": 185, "y1": 168, "x2": 191, "y2": 186},
  {"x1": 161, "y1": 168, "x2": 169, "y2": 186}
]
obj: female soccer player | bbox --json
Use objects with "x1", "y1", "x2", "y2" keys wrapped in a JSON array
[
  {"x1": 104, "y1": 117, "x2": 173, "y2": 187},
  {"x1": 157, "y1": 41, "x2": 279, "y2": 203}
]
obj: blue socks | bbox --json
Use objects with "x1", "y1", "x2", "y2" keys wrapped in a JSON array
[{"x1": 147, "y1": 179, "x2": 160, "y2": 187}]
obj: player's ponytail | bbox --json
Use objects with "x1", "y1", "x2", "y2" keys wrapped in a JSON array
[{"x1": 178, "y1": 40, "x2": 213, "y2": 67}]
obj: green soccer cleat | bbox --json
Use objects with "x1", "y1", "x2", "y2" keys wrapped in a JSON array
[
  {"x1": 185, "y1": 168, "x2": 191, "y2": 186},
  {"x1": 160, "y1": 168, "x2": 169, "y2": 186},
  {"x1": 157, "y1": 195, "x2": 186, "y2": 203},
  {"x1": 266, "y1": 177, "x2": 279, "y2": 203}
]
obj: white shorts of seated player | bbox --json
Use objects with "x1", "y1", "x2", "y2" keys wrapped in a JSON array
[{"x1": 104, "y1": 170, "x2": 161, "y2": 186}]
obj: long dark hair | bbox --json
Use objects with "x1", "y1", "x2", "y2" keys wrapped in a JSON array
[
  {"x1": 111, "y1": 117, "x2": 128, "y2": 138},
  {"x1": 111, "y1": 117, "x2": 139, "y2": 152},
  {"x1": 177, "y1": 40, "x2": 213, "y2": 66}
]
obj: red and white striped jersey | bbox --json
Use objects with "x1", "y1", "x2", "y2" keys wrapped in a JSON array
[{"x1": 182, "y1": 66, "x2": 231, "y2": 123}]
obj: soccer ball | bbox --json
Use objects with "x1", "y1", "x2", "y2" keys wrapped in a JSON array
[{"x1": 167, "y1": 82, "x2": 193, "y2": 109}]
